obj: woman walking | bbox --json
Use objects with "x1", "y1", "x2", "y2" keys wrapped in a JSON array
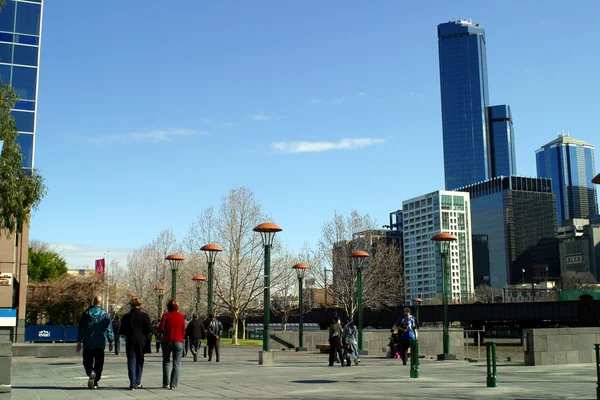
[
  {"x1": 119, "y1": 297, "x2": 152, "y2": 390},
  {"x1": 159, "y1": 299, "x2": 186, "y2": 390}
]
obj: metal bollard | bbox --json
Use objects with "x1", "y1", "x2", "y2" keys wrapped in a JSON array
[
  {"x1": 595, "y1": 344, "x2": 599, "y2": 400},
  {"x1": 410, "y1": 339, "x2": 419, "y2": 378},
  {"x1": 486, "y1": 342, "x2": 497, "y2": 388}
]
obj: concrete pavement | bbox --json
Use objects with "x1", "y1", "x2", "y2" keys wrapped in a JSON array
[{"x1": 10, "y1": 346, "x2": 599, "y2": 399}]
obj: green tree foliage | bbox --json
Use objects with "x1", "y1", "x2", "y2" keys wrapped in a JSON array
[
  {"x1": 28, "y1": 242, "x2": 68, "y2": 282},
  {"x1": 0, "y1": 82, "x2": 46, "y2": 234}
]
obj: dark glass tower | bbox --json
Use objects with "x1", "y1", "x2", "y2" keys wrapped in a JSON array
[
  {"x1": 536, "y1": 134, "x2": 598, "y2": 226},
  {"x1": 438, "y1": 20, "x2": 516, "y2": 190}
]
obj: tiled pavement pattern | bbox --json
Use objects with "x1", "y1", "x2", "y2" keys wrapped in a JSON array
[{"x1": 10, "y1": 346, "x2": 598, "y2": 399}]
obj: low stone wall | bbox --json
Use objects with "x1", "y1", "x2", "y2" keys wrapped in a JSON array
[
  {"x1": 11, "y1": 343, "x2": 79, "y2": 358},
  {"x1": 270, "y1": 328, "x2": 465, "y2": 358},
  {"x1": 524, "y1": 327, "x2": 600, "y2": 366},
  {"x1": 0, "y1": 342, "x2": 11, "y2": 399}
]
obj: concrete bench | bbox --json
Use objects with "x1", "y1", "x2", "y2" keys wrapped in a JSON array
[{"x1": 316, "y1": 343, "x2": 330, "y2": 353}]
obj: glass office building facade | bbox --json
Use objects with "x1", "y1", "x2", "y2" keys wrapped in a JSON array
[
  {"x1": 536, "y1": 135, "x2": 598, "y2": 226},
  {"x1": 457, "y1": 176, "x2": 558, "y2": 288},
  {"x1": 0, "y1": 0, "x2": 42, "y2": 172},
  {"x1": 438, "y1": 20, "x2": 517, "y2": 190}
]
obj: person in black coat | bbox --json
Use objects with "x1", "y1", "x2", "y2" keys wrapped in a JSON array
[
  {"x1": 185, "y1": 314, "x2": 206, "y2": 362},
  {"x1": 112, "y1": 315, "x2": 121, "y2": 355},
  {"x1": 205, "y1": 313, "x2": 223, "y2": 362},
  {"x1": 119, "y1": 297, "x2": 152, "y2": 390}
]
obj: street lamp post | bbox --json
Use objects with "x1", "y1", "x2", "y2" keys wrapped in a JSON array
[
  {"x1": 412, "y1": 297, "x2": 422, "y2": 326},
  {"x1": 350, "y1": 250, "x2": 370, "y2": 353},
  {"x1": 253, "y1": 222, "x2": 282, "y2": 366},
  {"x1": 200, "y1": 244, "x2": 222, "y2": 316},
  {"x1": 155, "y1": 285, "x2": 165, "y2": 319},
  {"x1": 165, "y1": 254, "x2": 184, "y2": 300},
  {"x1": 292, "y1": 263, "x2": 309, "y2": 351},
  {"x1": 431, "y1": 232, "x2": 458, "y2": 361},
  {"x1": 192, "y1": 275, "x2": 207, "y2": 317}
]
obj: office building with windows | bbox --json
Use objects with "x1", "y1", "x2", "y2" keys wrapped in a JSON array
[
  {"x1": 536, "y1": 134, "x2": 598, "y2": 226},
  {"x1": 438, "y1": 20, "x2": 516, "y2": 190},
  {"x1": 402, "y1": 191, "x2": 474, "y2": 302},
  {"x1": 456, "y1": 176, "x2": 558, "y2": 288},
  {"x1": 0, "y1": 0, "x2": 43, "y2": 342}
]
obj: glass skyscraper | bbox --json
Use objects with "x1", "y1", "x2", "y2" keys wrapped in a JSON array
[
  {"x1": 536, "y1": 134, "x2": 598, "y2": 226},
  {"x1": 438, "y1": 20, "x2": 516, "y2": 190},
  {"x1": 0, "y1": 0, "x2": 42, "y2": 173}
]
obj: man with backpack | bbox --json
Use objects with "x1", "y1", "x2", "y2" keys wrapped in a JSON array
[{"x1": 328, "y1": 314, "x2": 344, "y2": 367}]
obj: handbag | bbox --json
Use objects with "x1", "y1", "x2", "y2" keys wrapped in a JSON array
[{"x1": 157, "y1": 314, "x2": 168, "y2": 342}]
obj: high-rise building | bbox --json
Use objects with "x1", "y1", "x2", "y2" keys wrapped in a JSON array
[
  {"x1": 558, "y1": 219, "x2": 600, "y2": 280},
  {"x1": 402, "y1": 191, "x2": 474, "y2": 302},
  {"x1": 536, "y1": 134, "x2": 598, "y2": 226},
  {"x1": 438, "y1": 20, "x2": 516, "y2": 190},
  {"x1": 0, "y1": 0, "x2": 42, "y2": 172},
  {"x1": 456, "y1": 176, "x2": 558, "y2": 288},
  {"x1": 0, "y1": 0, "x2": 43, "y2": 342}
]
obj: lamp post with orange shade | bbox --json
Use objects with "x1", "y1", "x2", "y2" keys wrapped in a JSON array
[
  {"x1": 253, "y1": 222, "x2": 282, "y2": 359},
  {"x1": 292, "y1": 263, "x2": 309, "y2": 351},
  {"x1": 192, "y1": 275, "x2": 206, "y2": 317},
  {"x1": 431, "y1": 232, "x2": 458, "y2": 360},
  {"x1": 200, "y1": 244, "x2": 222, "y2": 316},
  {"x1": 350, "y1": 250, "x2": 370, "y2": 352},
  {"x1": 155, "y1": 285, "x2": 165, "y2": 319},
  {"x1": 165, "y1": 254, "x2": 184, "y2": 300}
]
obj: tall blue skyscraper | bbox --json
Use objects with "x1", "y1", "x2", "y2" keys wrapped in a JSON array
[
  {"x1": 438, "y1": 20, "x2": 516, "y2": 190},
  {"x1": 0, "y1": 0, "x2": 43, "y2": 173},
  {"x1": 536, "y1": 134, "x2": 599, "y2": 226}
]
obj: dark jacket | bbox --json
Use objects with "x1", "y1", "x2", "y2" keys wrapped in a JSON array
[
  {"x1": 185, "y1": 319, "x2": 206, "y2": 340},
  {"x1": 120, "y1": 308, "x2": 152, "y2": 356},
  {"x1": 77, "y1": 305, "x2": 114, "y2": 350},
  {"x1": 206, "y1": 318, "x2": 223, "y2": 344},
  {"x1": 328, "y1": 320, "x2": 343, "y2": 342},
  {"x1": 112, "y1": 318, "x2": 121, "y2": 336}
]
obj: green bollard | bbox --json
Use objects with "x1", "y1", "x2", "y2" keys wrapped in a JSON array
[
  {"x1": 595, "y1": 344, "x2": 599, "y2": 400},
  {"x1": 486, "y1": 342, "x2": 498, "y2": 388},
  {"x1": 410, "y1": 339, "x2": 419, "y2": 378}
]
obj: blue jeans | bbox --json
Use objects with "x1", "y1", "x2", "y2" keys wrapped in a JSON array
[
  {"x1": 126, "y1": 354, "x2": 143, "y2": 388},
  {"x1": 114, "y1": 336, "x2": 121, "y2": 355},
  {"x1": 350, "y1": 341, "x2": 360, "y2": 360},
  {"x1": 162, "y1": 341, "x2": 183, "y2": 388}
]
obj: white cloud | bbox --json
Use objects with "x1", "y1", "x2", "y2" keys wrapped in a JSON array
[
  {"x1": 202, "y1": 118, "x2": 234, "y2": 128},
  {"x1": 272, "y1": 137, "x2": 385, "y2": 153},
  {"x1": 357, "y1": 92, "x2": 367, "y2": 96},
  {"x1": 251, "y1": 112, "x2": 272, "y2": 121},
  {"x1": 307, "y1": 92, "x2": 366, "y2": 105},
  {"x1": 48, "y1": 243, "x2": 133, "y2": 270},
  {"x1": 77, "y1": 128, "x2": 207, "y2": 144}
]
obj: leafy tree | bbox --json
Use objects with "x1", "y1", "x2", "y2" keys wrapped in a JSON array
[
  {"x1": 27, "y1": 241, "x2": 68, "y2": 282},
  {"x1": 561, "y1": 271, "x2": 597, "y2": 290},
  {"x1": 0, "y1": 79, "x2": 46, "y2": 235}
]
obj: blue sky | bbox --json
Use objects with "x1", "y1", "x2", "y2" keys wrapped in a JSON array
[{"x1": 31, "y1": 0, "x2": 600, "y2": 268}]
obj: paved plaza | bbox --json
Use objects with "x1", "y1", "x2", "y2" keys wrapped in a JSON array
[{"x1": 10, "y1": 346, "x2": 599, "y2": 399}]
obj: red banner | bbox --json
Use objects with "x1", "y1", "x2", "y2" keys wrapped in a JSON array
[{"x1": 95, "y1": 258, "x2": 105, "y2": 275}]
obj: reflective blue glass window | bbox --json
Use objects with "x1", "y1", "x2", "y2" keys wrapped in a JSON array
[
  {"x1": 11, "y1": 66, "x2": 36, "y2": 100},
  {"x1": 11, "y1": 110, "x2": 34, "y2": 133},
  {"x1": 0, "y1": 1, "x2": 16, "y2": 32},
  {"x1": 0, "y1": 32, "x2": 13, "y2": 43},
  {"x1": 0, "y1": 43, "x2": 12, "y2": 63},
  {"x1": 15, "y1": 133, "x2": 33, "y2": 169},
  {"x1": 0, "y1": 64, "x2": 10, "y2": 84},
  {"x1": 14, "y1": 100, "x2": 35, "y2": 111},
  {"x1": 15, "y1": 34, "x2": 38, "y2": 45},
  {"x1": 13, "y1": 45, "x2": 37, "y2": 66},
  {"x1": 15, "y1": 2, "x2": 41, "y2": 36}
]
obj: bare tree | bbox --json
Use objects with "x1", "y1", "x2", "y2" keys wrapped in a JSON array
[
  {"x1": 311, "y1": 211, "x2": 404, "y2": 321},
  {"x1": 561, "y1": 271, "x2": 597, "y2": 290},
  {"x1": 474, "y1": 284, "x2": 497, "y2": 303}
]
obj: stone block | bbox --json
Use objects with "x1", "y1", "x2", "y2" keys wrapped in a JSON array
[
  {"x1": 547, "y1": 335, "x2": 561, "y2": 351},
  {"x1": 540, "y1": 352, "x2": 553, "y2": 365},
  {"x1": 258, "y1": 351, "x2": 275, "y2": 366},
  {"x1": 557, "y1": 335, "x2": 573, "y2": 351},
  {"x1": 0, "y1": 356, "x2": 10, "y2": 386},
  {"x1": 533, "y1": 335, "x2": 547, "y2": 352},
  {"x1": 578, "y1": 350, "x2": 594, "y2": 363},
  {"x1": 564, "y1": 328, "x2": 585, "y2": 335},
  {"x1": 0, "y1": 344, "x2": 10, "y2": 357},
  {"x1": 566, "y1": 350, "x2": 579, "y2": 364},
  {"x1": 554, "y1": 351, "x2": 567, "y2": 364},
  {"x1": 572, "y1": 334, "x2": 596, "y2": 351}
]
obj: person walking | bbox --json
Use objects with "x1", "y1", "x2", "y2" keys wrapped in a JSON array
[
  {"x1": 154, "y1": 320, "x2": 163, "y2": 353},
  {"x1": 185, "y1": 314, "x2": 206, "y2": 362},
  {"x1": 343, "y1": 318, "x2": 360, "y2": 365},
  {"x1": 328, "y1": 315, "x2": 344, "y2": 367},
  {"x1": 183, "y1": 316, "x2": 190, "y2": 357},
  {"x1": 395, "y1": 307, "x2": 418, "y2": 365},
  {"x1": 76, "y1": 295, "x2": 114, "y2": 389},
  {"x1": 112, "y1": 315, "x2": 121, "y2": 356},
  {"x1": 206, "y1": 313, "x2": 223, "y2": 362},
  {"x1": 119, "y1": 297, "x2": 152, "y2": 391},
  {"x1": 159, "y1": 299, "x2": 186, "y2": 390}
]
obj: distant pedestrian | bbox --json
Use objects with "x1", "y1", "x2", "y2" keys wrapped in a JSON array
[
  {"x1": 343, "y1": 318, "x2": 360, "y2": 365},
  {"x1": 154, "y1": 321, "x2": 163, "y2": 353},
  {"x1": 206, "y1": 313, "x2": 223, "y2": 362},
  {"x1": 183, "y1": 316, "x2": 191, "y2": 357},
  {"x1": 112, "y1": 315, "x2": 121, "y2": 355},
  {"x1": 76, "y1": 295, "x2": 114, "y2": 389},
  {"x1": 120, "y1": 297, "x2": 152, "y2": 390},
  {"x1": 185, "y1": 314, "x2": 206, "y2": 361},
  {"x1": 328, "y1": 315, "x2": 344, "y2": 367},
  {"x1": 395, "y1": 307, "x2": 417, "y2": 365},
  {"x1": 159, "y1": 299, "x2": 186, "y2": 390}
]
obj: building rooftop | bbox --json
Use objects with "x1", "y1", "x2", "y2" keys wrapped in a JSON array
[{"x1": 536, "y1": 132, "x2": 594, "y2": 151}]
